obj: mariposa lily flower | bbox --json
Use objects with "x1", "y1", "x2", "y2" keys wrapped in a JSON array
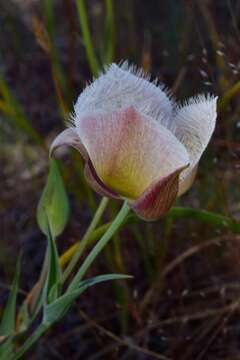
[{"x1": 51, "y1": 62, "x2": 217, "y2": 221}]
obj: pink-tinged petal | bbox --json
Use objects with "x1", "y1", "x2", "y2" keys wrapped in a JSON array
[
  {"x1": 74, "y1": 62, "x2": 173, "y2": 129},
  {"x1": 84, "y1": 160, "x2": 121, "y2": 199},
  {"x1": 173, "y1": 95, "x2": 217, "y2": 195},
  {"x1": 50, "y1": 127, "x2": 88, "y2": 160},
  {"x1": 76, "y1": 106, "x2": 189, "y2": 200},
  {"x1": 131, "y1": 166, "x2": 188, "y2": 221}
]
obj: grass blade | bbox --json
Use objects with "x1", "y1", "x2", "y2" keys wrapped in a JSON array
[
  {"x1": 75, "y1": 0, "x2": 99, "y2": 76},
  {"x1": 104, "y1": 0, "x2": 115, "y2": 64},
  {"x1": 0, "y1": 257, "x2": 21, "y2": 336}
]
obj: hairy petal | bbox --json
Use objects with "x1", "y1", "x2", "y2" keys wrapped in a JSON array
[
  {"x1": 173, "y1": 95, "x2": 217, "y2": 195},
  {"x1": 74, "y1": 62, "x2": 174, "y2": 129},
  {"x1": 76, "y1": 106, "x2": 189, "y2": 199},
  {"x1": 50, "y1": 127, "x2": 88, "y2": 160},
  {"x1": 131, "y1": 166, "x2": 188, "y2": 221}
]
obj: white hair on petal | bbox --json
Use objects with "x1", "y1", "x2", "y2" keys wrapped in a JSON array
[
  {"x1": 73, "y1": 61, "x2": 174, "y2": 130},
  {"x1": 173, "y1": 94, "x2": 217, "y2": 191},
  {"x1": 67, "y1": 111, "x2": 76, "y2": 127},
  {"x1": 118, "y1": 60, "x2": 174, "y2": 106},
  {"x1": 178, "y1": 93, "x2": 217, "y2": 109}
]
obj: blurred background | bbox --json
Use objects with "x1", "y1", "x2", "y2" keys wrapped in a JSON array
[{"x1": 0, "y1": 0, "x2": 240, "y2": 358}]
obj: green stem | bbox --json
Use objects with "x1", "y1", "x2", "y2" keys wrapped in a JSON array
[
  {"x1": 68, "y1": 201, "x2": 130, "y2": 291},
  {"x1": 63, "y1": 197, "x2": 109, "y2": 282},
  {"x1": 30, "y1": 251, "x2": 49, "y2": 316},
  {"x1": 76, "y1": 0, "x2": 99, "y2": 76},
  {"x1": 14, "y1": 323, "x2": 49, "y2": 360},
  {"x1": 60, "y1": 206, "x2": 240, "y2": 269}
]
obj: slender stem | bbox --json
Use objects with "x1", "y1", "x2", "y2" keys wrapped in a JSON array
[
  {"x1": 60, "y1": 222, "x2": 111, "y2": 268},
  {"x1": 30, "y1": 250, "x2": 48, "y2": 315},
  {"x1": 14, "y1": 323, "x2": 49, "y2": 360},
  {"x1": 60, "y1": 205, "x2": 240, "y2": 271},
  {"x1": 63, "y1": 197, "x2": 109, "y2": 282},
  {"x1": 76, "y1": 0, "x2": 99, "y2": 76},
  {"x1": 68, "y1": 201, "x2": 130, "y2": 291}
]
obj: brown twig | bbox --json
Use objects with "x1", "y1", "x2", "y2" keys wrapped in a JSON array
[
  {"x1": 139, "y1": 299, "x2": 240, "y2": 332},
  {"x1": 195, "y1": 298, "x2": 240, "y2": 360},
  {"x1": 79, "y1": 310, "x2": 171, "y2": 360},
  {"x1": 141, "y1": 235, "x2": 240, "y2": 311}
]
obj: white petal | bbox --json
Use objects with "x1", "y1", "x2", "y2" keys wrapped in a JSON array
[
  {"x1": 74, "y1": 62, "x2": 173, "y2": 128},
  {"x1": 173, "y1": 95, "x2": 217, "y2": 195}
]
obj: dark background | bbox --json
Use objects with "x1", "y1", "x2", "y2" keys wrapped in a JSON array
[{"x1": 0, "y1": 0, "x2": 240, "y2": 359}]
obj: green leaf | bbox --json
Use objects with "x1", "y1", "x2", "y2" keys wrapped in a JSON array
[
  {"x1": 0, "y1": 257, "x2": 21, "y2": 336},
  {"x1": 44, "y1": 274, "x2": 132, "y2": 324},
  {"x1": 43, "y1": 224, "x2": 62, "y2": 304},
  {"x1": 37, "y1": 159, "x2": 70, "y2": 238},
  {"x1": 43, "y1": 287, "x2": 85, "y2": 324},
  {"x1": 78, "y1": 273, "x2": 133, "y2": 289},
  {"x1": 48, "y1": 283, "x2": 60, "y2": 304}
]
